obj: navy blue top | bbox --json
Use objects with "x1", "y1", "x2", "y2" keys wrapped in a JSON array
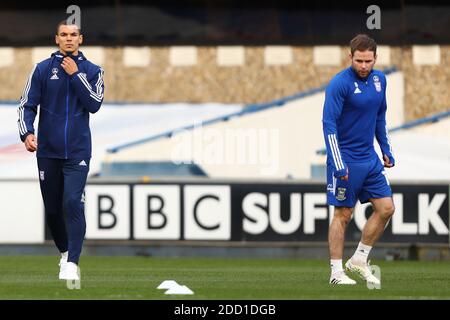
[{"x1": 18, "y1": 50, "x2": 104, "y2": 159}]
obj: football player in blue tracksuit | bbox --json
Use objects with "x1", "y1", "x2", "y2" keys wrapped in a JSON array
[
  {"x1": 323, "y1": 34, "x2": 395, "y2": 285},
  {"x1": 17, "y1": 21, "x2": 104, "y2": 280}
]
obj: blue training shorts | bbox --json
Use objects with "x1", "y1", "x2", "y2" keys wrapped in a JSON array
[{"x1": 326, "y1": 157, "x2": 392, "y2": 207}]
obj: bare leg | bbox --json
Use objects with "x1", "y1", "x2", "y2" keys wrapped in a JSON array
[
  {"x1": 361, "y1": 197, "x2": 395, "y2": 246},
  {"x1": 345, "y1": 197, "x2": 395, "y2": 284},
  {"x1": 329, "y1": 206, "x2": 353, "y2": 259}
]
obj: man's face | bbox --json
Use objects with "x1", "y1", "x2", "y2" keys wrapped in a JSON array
[
  {"x1": 55, "y1": 24, "x2": 82, "y2": 55},
  {"x1": 350, "y1": 50, "x2": 376, "y2": 78}
]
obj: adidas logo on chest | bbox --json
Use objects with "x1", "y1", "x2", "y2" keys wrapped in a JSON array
[{"x1": 353, "y1": 82, "x2": 362, "y2": 94}]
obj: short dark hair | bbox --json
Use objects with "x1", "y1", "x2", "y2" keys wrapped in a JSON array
[
  {"x1": 56, "y1": 20, "x2": 81, "y2": 35},
  {"x1": 350, "y1": 34, "x2": 377, "y2": 56}
]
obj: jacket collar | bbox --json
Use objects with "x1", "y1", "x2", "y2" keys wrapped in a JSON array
[{"x1": 51, "y1": 50, "x2": 86, "y2": 64}]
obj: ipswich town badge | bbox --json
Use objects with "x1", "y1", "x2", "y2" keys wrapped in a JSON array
[
  {"x1": 336, "y1": 187, "x2": 347, "y2": 201},
  {"x1": 373, "y1": 75, "x2": 381, "y2": 92}
]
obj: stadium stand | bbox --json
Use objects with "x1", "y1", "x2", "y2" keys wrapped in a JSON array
[{"x1": 101, "y1": 68, "x2": 406, "y2": 180}]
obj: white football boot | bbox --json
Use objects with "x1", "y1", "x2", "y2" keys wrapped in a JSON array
[
  {"x1": 60, "y1": 262, "x2": 80, "y2": 281},
  {"x1": 329, "y1": 271, "x2": 357, "y2": 285},
  {"x1": 345, "y1": 259, "x2": 380, "y2": 285},
  {"x1": 58, "y1": 252, "x2": 68, "y2": 280}
]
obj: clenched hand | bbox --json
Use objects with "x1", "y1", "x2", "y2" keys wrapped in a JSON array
[
  {"x1": 24, "y1": 134, "x2": 37, "y2": 152},
  {"x1": 61, "y1": 56, "x2": 78, "y2": 76}
]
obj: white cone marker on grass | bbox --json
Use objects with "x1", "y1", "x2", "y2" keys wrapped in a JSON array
[
  {"x1": 157, "y1": 280, "x2": 194, "y2": 295},
  {"x1": 157, "y1": 280, "x2": 179, "y2": 290},
  {"x1": 165, "y1": 285, "x2": 194, "y2": 295}
]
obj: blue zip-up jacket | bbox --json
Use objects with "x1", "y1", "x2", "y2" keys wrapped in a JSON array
[
  {"x1": 17, "y1": 50, "x2": 104, "y2": 159},
  {"x1": 322, "y1": 67, "x2": 395, "y2": 178}
]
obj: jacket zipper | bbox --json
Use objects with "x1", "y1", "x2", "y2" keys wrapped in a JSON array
[{"x1": 65, "y1": 77, "x2": 69, "y2": 159}]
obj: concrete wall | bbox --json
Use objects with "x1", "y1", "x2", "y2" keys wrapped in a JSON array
[{"x1": 1, "y1": 45, "x2": 447, "y2": 120}]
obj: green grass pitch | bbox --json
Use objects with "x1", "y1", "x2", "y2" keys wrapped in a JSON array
[{"x1": 0, "y1": 256, "x2": 449, "y2": 299}]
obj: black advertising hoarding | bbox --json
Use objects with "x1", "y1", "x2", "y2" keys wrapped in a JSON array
[
  {"x1": 46, "y1": 181, "x2": 450, "y2": 244},
  {"x1": 232, "y1": 183, "x2": 449, "y2": 243},
  {"x1": 232, "y1": 183, "x2": 329, "y2": 242}
]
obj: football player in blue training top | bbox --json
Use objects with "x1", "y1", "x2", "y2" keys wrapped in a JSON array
[
  {"x1": 323, "y1": 34, "x2": 395, "y2": 285},
  {"x1": 18, "y1": 20, "x2": 104, "y2": 281}
]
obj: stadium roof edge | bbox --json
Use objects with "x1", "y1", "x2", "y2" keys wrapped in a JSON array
[{"x1": 106, "y1": 66, "x2": 399, "y2": 153}]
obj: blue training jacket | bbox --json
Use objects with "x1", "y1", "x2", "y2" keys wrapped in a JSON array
[
  {"x1": 322, "y1": 67, "x2": 395, "y2": 178},
  {"x1": 17, "y1": 50, "x2": 104, "y2": 159}
]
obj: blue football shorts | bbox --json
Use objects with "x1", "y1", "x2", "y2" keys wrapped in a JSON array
[{"x1": 326, "y1": 157, "x2": 392, "y2": 207}]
